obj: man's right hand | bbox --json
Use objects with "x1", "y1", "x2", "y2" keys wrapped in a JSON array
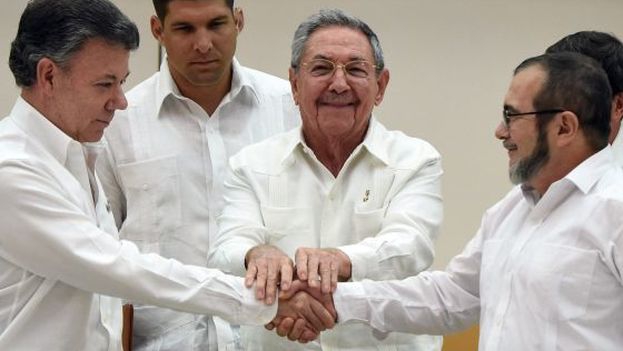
[{"x1": 245, "y1": 244, "x2": 294, "y2": 304}]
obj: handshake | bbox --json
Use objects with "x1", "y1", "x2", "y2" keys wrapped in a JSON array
[{"x1": 244, "y1": 244, "x2": 351, "y2": 343}]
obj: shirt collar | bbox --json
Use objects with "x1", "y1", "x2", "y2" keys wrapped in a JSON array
[
  {"x1": 521, "y1": 146, "x2": 615, "y2": 204},
  {"x1": 154, "y1": 56, "x2": 260, "y2": 116},
  {"x1": 281, "y1": 116, "x2": 389, "y2": 167},
  {"x1": 564, "y1": 145, "x2": 614, "y2": 194},
  {"x1": 10, "y1": 97, "x2": 105, "y2": 172}
]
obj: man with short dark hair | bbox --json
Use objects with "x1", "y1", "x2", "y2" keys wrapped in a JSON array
[
  {"x1": 0, "y1": 0, "x2": 317, "y2": 349},
  {"x1": 97, "y1": 0, "x2": 300, "y2": 349},
  {"x1": 546, "y1": 30, "x2": 623, "y2": 165},
  {"x1": 274, "y1": 52, "x2": 623, "y2": 350}
]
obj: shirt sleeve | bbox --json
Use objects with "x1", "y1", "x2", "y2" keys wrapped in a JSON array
[
  {"x1": 0, "y1": 159, "x2": 277, "y2": 326},
  {"x1": 339, "y1": 155, "x2": 443, "y2": 281},
  {"x1": 208, "y1": 160, "x2": 268, "y2": 276},
  {"x1": 334, "y1": 227, "x2": 484, "y2": 335}
]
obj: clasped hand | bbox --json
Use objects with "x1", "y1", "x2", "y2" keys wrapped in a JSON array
[{"x1": 244, "y1": 245, "x2": 349, "y2": 342}]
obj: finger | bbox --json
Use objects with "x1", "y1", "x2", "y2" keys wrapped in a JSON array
[
  {"x1": 265, "y1": 262, "x2": 280, "y2": 305},
  {"x1": 329, "y1": 259, "x2": 338, "y2": 293},
  {"x1": 254, "y1": 263, "x2": 268, "y2": 301},
  {"x1": 319, "y1": 260, "x2": 333, "y2": 294},
  {"x1": 295, "y1": 249, "x2": 309, "y2": 281},
  {"x1": 244, "y1": 264, "x2": 258, "y2": 288},
  {"x1": 279, "y1": 279, "x2": 305, "y2": 300},
  {"x1": 301, "y1": 296, "x2": 326, "y2": 331},
  {"x1": 275, "y1": 317, "x2": 294, "y2": 338},
  {"x1": 265, "y1": 321, "x2": 275, "y2": 330},
  {"x1": 299, "y1": 328, "x2": 319, "y2": 343},
  {"x1": 288, "y1": 318, "x2": 307, "y2": 341},
  {"x1": 310, "y1": 295, "x2": 336, "y2": 329},
  {"x1": 307, "y1": 254, "x2": 320, "y2": 288},
  {"x1": 280, "y1": 259, "x2": 294, "y2": 291}
]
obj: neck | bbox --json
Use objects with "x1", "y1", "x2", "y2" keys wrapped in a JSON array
[
  {"x1": 304, "y1": 128, "x2": 366, "y2": 177},
  {"x1": 170, "y1": 64, "x2": 233, "y2": 116},
  {"x1": 528, "y1": 144, "x2": 596, "y2": 196}
]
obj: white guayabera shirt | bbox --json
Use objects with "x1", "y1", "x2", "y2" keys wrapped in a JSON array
[
  {"x1": 0, "y1": 98, "x2": 276, "y2": 351},
  {"x1": 210, "y1": 118, "x2": 444, "y2": 351},
  {"x1": 98, "y1": 58, "x2": 299, "y2": 351},
  {"x1": 334, "y1": 147, "x2": 623, "y2": 351}
]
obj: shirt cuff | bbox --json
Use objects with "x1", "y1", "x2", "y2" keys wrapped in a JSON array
[
  {"x1": 333, "y1": 282, "x2": 367, "y2": 324},
  {"x1": 338, "y1": 244, "x2": 378, "y2": 281},
  {"x1": 229, "y1": 276, "x2": 278, "y2": 325}
]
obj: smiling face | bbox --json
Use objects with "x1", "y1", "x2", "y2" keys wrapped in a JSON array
[
  {"x1": 495, "y1": 65, "x2": 551, "y2": 185},
  {"x1": 151, "y1": 0, "x2": 241, "y2": 92},
  {"x1": 289, "y1": 26, "x2": 389, "y2": 143},
  {"x1": 50, "y1": 39, "x2": 130, "y2": 142}
]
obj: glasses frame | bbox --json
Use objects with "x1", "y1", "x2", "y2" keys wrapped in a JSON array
[
  {"x1": 299, "y1": 58, "x2": 379, "y2": 79},
  {"x1": 502, "y1": 109, "x2": 565, "y2": 128}
]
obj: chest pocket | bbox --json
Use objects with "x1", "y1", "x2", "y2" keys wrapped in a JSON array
[
  {"x1": 519, "y1": 243, "x2": 597, "y2": 320},
  {"x1": 116, "y1": 156, "x2": 182, "y2": 245},
  {"x1": 261, "y1": 205, "x2": 314, "y2": 255}
]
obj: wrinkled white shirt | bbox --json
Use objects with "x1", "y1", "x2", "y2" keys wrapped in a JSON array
[
  {"x1": 0, "y1": 97, "x2": 277, "y2": 351},
  {"x1": 209, "y1": 118, "x2": 443, "y2": 351},
  {"x1": 97, "y1": 58, "x2": 299, "y2": 350},
  {"x1": 334, "y1": 147, "x2": 623, "y2": 351}
]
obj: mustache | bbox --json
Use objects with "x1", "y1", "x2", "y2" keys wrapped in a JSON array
[
  {"x1": 319, "y1": 93, "x2": 356, "y2": 105},
  {"x1": 503, "y1": 140, "x2": 516, "y2": 150}
]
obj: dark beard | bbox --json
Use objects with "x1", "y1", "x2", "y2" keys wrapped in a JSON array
[{"x1": 509, "y1": 126, "x2": 550, "y2": 185}]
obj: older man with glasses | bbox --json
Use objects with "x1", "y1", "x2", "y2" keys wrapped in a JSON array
[{"x1": 209, "y1": 8, "x2": 443, "y2": 351}]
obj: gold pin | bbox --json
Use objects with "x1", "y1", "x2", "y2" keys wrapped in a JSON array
[{"x1": 363, "y1": 189, "x2": 370, "y2": 202}]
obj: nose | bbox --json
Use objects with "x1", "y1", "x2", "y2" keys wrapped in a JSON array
[
  {"x1": 194, "y1": 29, "x2": 213, "y2": 53},
  {"x1": 494, "y1": 120, "x2": 509, "y2": 140},
  {"x1": 107, "y1": 86, "x2": 128, "y2": 111},
  {"x1": 328, "y1": 67, "x2": 350, "y2": 94}
]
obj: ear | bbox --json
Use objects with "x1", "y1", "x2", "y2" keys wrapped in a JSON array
[
  {"x1": 555, "y1": 110, "x2": 580, "y2": 147},
  {"x1": 35, "y1": 58, "x2": 58, "y2": 95},
  {"x1": 288, "y1": 67, "x2": 299, "y2": 105},
  {"x1": 234, "y1": 7, "x2": 244, "y2": 33},
  {"x1": 150, "y1": 15, "x2": 165, "y2": 43},
  {"x1": 374, "y1": 68, "x2": 390, "y2": 106},
  {"x1": 613, "y1": 92, "x2": 623, "y2": 120}
]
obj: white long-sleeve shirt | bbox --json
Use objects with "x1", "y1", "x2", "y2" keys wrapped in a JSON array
[
  {"x1": 334, "y1": 147, "x2": 623, "y2": 351},
  {"x1": 0, "y1": 97, "x2": 276, "y2": 351},
  {"x1": 97, "y1": 58, "x2": 299, "y2": 350},
  {"x1": 209, "y1": 118, "x2": 443, "y2": 351}
]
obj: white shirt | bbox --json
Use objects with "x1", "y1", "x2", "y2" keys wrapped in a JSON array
[
  {"x1": 610, "y1": 129, "x2": 623, "y2": 166},
  {"x1": 209, "y1": 118, "x2": 443, "y2": 351},
  {"x1": 97, "y1": 58, "x2": 299, "y2": 350},
  {"x1": 334, "y1": 147, "x2": 623, "y2": 351},
  {"x1": 0, "y1": 97, "x2": 276, "y2": 351}
]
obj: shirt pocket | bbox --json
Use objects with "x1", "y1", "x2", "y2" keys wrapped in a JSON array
[
  {"x1": 261, "y1": 206, "x2": 313, "y2": 251},
  {"x1": 522, "y1": 243, "x2": 597, "y2": 321},
  {"x1": 116, "y1": 156, "x2": 182, "y2": 244},
  {"x1": 352, "y1": 205, "x2": 387, "y2": 239}
]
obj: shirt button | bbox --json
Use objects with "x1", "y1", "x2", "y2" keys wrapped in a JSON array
[{"x1": 142, "y1": 184, "x2": 149, "y2": 191}]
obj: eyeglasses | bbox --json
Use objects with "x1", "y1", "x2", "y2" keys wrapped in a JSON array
[
  {"x1": 502, "y1": 108, "x2": 565, "y2": 128},
  {"x1": 300, "y1": 59, "x2": 378, "y2": 79}
]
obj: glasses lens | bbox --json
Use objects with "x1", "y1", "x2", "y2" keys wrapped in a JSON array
[
  {"x1": 345, "y1": 61, "x2": 371, "y2": 78},
  {"x1": 306, "y1": 60, "x2": 334, "y2": 77}
]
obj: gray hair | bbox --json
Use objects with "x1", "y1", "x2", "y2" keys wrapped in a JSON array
[
  {"x1": 290, "y1": 9, "x2": 384, "y2": 74},
  {"x1": 9, "y1": 0, "x2": 140, "y2": 88}
]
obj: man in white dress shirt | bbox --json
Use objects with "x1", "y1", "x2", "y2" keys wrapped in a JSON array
[
  {"x1": 96, "y1": 0, "x2": 300, "y2": 349},
  {"x1": 546, "y1": 31, "x2": 623, "y2": 166},
  {"x1": 0, "y1": 1, "x2": 326, "y2": 350},
  {"x1": 209, "y1": 9, "x2": 443, "y2": 351},
  {"x1": 282, "y1": 53, "x2": 623, "y2": 350}
]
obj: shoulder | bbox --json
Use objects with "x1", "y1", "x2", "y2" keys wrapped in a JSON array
[
  {"x1": 239, "y1": 65, "x2": 292, "y2": 96},
  {"x1": 371, "y1": 120, "x2": 441, "y2": 169},
  {"x1": 229, "y1": 128, "x2": 299, "y2": 172}
]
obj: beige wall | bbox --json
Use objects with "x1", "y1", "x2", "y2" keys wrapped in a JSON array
[{"x1": 1, "y1": 1, "x2": 622, "y2": 269}]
